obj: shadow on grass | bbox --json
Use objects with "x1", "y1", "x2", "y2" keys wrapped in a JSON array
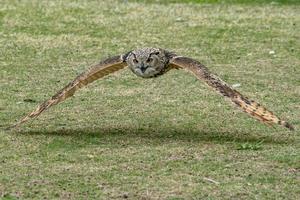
[{"x1": 11, "y1": 125, "x2": 294, "y2": 145}]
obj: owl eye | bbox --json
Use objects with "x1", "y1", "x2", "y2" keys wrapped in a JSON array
[
  {"x1": 146, "y1": 57, "x2": 153, "y2": 63},
  {"x1": 133, "y1": 58, "x2": 138, "y2": 63}
]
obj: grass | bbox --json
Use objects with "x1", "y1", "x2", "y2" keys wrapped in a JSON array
[
  {"x1": 138, "y1": 0, "x2": 300, "y2": 4},
  {"x1": 0, "y1": 0, "x2": 299, "y2": 199}
]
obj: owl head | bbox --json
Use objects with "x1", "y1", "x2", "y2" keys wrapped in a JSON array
[{"x1": 126, "y1": 47, "x2": 169, "y2": 78}]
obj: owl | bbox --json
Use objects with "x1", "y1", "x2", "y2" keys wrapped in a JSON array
[{"x1": 10, "y1": 47, "x2": 294, "y2": 131}]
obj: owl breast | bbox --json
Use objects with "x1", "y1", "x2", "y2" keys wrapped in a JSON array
[{"x1": 126, "y1": 47, "x2": 170, "y2": 78}]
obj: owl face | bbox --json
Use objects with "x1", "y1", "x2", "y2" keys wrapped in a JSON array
[{"x1": 126, "y1": 48, "x2": 168, "y2": 78}]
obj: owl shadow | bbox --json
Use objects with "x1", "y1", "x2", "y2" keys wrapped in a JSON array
[{"x1": 14, "y1": 125, "x2": 294, "y2": 145}]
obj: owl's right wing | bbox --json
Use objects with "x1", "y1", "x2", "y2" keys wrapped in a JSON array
[
  {"x1": 10, "y1": 54, "x2": 128, "y2": 129},
  {"x1": 168, "y1": 55, "x2": 294, "y2": 131}
]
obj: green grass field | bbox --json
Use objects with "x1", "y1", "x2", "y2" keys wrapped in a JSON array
[{"x1": 0, "y1": 0, "x2": 299, "y2": 199}]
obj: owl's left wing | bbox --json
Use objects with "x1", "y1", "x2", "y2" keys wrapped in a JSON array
[
  {"x1": 10, "y1": 54, "x2": 128, "y2": 129},
  {"x1": 168, "y1": 56, "x2": 294, "y2": 131}
]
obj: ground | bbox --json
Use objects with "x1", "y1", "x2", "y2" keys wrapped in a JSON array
[{"x1": 0, "y1": 0, "x2": 299, "y2": 199}]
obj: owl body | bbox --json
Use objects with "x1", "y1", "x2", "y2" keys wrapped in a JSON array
[{"x1": 10, "y1": 47, "x2": 294, "y2": 131}]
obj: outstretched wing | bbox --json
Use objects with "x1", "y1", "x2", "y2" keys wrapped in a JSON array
[
  {"x1": 10, "y1": 54, "x2": 128, "y2": 129},
  {"x1": 169, "y1": 56, "x2": 294, "y2": 131}
]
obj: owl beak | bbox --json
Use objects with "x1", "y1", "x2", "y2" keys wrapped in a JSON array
[{"x1": 140, "y1": 64, "x2": 148, "y2": 73}]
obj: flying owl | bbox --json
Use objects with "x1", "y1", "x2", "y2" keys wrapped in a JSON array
[{"x1": 10, "y1": 47, "x2": 294, "y2": 131}]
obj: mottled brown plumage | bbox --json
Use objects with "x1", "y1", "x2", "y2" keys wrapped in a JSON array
[
  {"x1": 169, "y1": 56, "x2": 294, "y2": 131},
  {"x1": 10, "y1": 47, "x2": 294, "y2": 131},
  {"x1": 10, "y1": 55, "x2": 127, "y2": 129}
]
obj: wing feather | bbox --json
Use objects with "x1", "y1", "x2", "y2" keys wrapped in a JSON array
[
  {"x1": 169, "y1": 56, "x2": 294, "y2": 131},
  {"x1": 10, "y1": 55, "x2": 127, "y2": 129}
]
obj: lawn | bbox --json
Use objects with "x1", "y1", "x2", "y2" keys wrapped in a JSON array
[{"x1": 0, "y1": 0, "x2": 299, "y2": 199}]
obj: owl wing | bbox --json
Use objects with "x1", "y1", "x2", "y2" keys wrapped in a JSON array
[
  {"x1": 10, "y1": 54, "x2": 128, "y2": 129},
  {"x1": 168, "y1": 56, "x2": 294, "y2": 131}
]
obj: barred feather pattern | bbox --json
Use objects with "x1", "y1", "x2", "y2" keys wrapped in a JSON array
[
  {"x1": 10, "y1": 55, "x2": 127, "y2": 129},
  {"x1": 9, "y1": 48, "x2": 294, "y2": 131},
  {"x1": 169, "y1": 56, "x2": 294, "y2": 131}
]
